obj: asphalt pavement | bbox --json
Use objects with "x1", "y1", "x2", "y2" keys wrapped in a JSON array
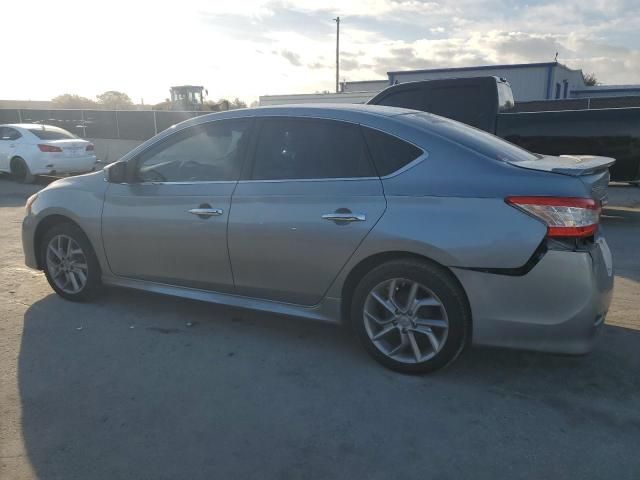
[{"x1": 1, "y1": 176, "x2": 639, "y2": 480}]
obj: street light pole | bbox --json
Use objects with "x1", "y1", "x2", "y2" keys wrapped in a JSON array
[{"x1": 334, "y1": 16, "x2": 340, "y2": 93}]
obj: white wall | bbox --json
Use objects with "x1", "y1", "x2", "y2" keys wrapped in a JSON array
[
  {"x1": 571, "y1": 85, "x2": 640, "y2": 98},
  {"x1": 341, "y1": 80, "x2": 388, "y2": 92},
  {"x1": 259, "y1": 91, "x2": 374, "y2": 106},
  {"x1": 550, "y1": 65, "x2": 585, "y2": 100}
]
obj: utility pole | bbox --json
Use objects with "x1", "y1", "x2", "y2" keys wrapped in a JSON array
[{"x1": 334, "y1": 16, "x2": 340, "y2": 93}]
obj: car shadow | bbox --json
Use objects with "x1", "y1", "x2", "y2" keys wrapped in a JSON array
[{"x1": 17, "y1": 289, "x2": 640, "y2": 479}]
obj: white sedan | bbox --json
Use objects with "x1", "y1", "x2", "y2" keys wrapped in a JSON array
[{"x1": 0, "y1": 124, "x2": 97, "y2": 183}]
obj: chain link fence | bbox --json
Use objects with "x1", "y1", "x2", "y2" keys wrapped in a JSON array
[{"x1": 0, "y1": 108, "x2": 212, "y2": 141}]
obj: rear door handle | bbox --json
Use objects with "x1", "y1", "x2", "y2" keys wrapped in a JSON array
[
  {"x1": 188, "y1": 208, "x2": 223, "y2": 218},
  {"x1": 321, "y1": 213, "x2": 366, "y2": 222}
]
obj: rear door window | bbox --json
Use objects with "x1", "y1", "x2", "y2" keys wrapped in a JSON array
[
  {"x1": 250, "y1": 118, "x2": 375, "y2": 180},
  {"x1": 361, "y1": 127, "x2": 424, "y2": 176}
]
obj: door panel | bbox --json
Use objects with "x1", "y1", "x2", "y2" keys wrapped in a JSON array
[
  {"x1": 102, "y1": 182, "x2": 235, "y2": 291},
  {"x1": 101, "y1": 119, "x2": 251, "y2": 292},
  {"x1": 229, "y1": 179, "x2": 385, "y2": 305},
  {"x1": 227, "y1": 117, "x2": 386, "y2": 305}
]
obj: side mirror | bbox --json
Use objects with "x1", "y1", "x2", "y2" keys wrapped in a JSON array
[{"x1": 105, "y1": 160, "x2": 128, "y2": 183}]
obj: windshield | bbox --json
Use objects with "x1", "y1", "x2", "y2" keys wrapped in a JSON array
[
  {"x1": 408, "y1": 111, "x2": 539, "y2": 163},
  {"x1": 27, "y1": 126, "x2": 77, "y2": 140}
]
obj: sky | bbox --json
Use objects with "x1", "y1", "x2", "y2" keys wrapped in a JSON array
[{"x1": 4, "y1": 0, "x2": 639, "y2": 104}]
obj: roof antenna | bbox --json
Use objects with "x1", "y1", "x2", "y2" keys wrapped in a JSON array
[{"x1": 554, "y1": 52, "x2": 558, "y2": 62}]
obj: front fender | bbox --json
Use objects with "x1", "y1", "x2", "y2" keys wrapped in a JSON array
[{"x1": 27, "y1": 174, "x2": 109, "y2": 273}]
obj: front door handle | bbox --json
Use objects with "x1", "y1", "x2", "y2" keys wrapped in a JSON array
[
  {"x1": 188, "y1": 207, "x2": 223, "y2": 218},
  {"x1": 322, "y1": 212, "x2": 366, "y2": 222}
]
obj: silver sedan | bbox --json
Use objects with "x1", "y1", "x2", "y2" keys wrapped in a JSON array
[{"x1": 22, "y1": 105, "x2": 614, "y2": 373}]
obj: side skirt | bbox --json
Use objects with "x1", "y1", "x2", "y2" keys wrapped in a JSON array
[{"x1": 102, "y1": 275, "x2": 341, "y2": 323}]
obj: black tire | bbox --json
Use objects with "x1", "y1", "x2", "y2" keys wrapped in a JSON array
[
  {"x1": 350, "y1": 259, "x2": 470, "y2": 374},
  {"x1": 40, "y1": 222, "x2": 102, "y2": 301},
  {"x1": 10, "y1": 157, "x2": 35, "y2": 184}
]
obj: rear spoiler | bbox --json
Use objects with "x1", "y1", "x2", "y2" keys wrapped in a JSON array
[{"x1": 511, "y1": 155, "x2": 616, "y2": 177}]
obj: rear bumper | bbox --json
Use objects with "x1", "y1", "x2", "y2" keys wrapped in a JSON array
[
  {"x1": 452, "y1": 237, "x2": 614, "y2": 354},
  {"x1": 31, "y1": 155, "x2": 97, "y2": 175}
]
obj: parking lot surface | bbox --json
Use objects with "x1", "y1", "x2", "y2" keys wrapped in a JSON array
[{"x1": 1, "y1": 176, "x2": 639, "y2": 480}]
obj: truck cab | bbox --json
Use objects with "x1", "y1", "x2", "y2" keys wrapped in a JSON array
[
  {"x1": 368, "y1": 76, "x2": 639, "y2": 182},
  {"x1": 368, "y1": 76, "x2": 514, "y2": 133}
]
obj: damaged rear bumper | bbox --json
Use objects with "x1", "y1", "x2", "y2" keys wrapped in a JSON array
[{"x1": 452, "y1": 236, "x2": 614, "y2": 354}]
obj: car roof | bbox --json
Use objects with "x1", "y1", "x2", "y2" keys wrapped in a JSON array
[
  {"x1": 247, "y1": 103, "x2": 415, "y2": 115},
  {"x1": 187, "y1": 103, "x2": 419, "y2": 124}
]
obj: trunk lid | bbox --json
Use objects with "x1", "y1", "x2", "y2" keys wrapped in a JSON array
[
  {"x1": 42, "y1": 139, "x2": 90, "y2": 157},
  {"x1": 510, "y1": 155, "x2": 615, "y2": 205}
]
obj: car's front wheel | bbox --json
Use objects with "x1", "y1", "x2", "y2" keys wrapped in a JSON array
[
  {"x1": 41, "y1": 223, "x2": 102, "y2": 301},
  {"x1": 351, "y1": 259, "x2": 469, "y2": 374}
]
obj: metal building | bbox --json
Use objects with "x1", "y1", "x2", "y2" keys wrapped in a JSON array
[
  {"x1": 259, "y1": 61, "x2": 638, "y2": 106},
  {"x1": 570, "y1": 84, "x2": 640, "y2": 98},
  {"x1": 340, "y1": 80, "x2": 389, "y2": 93},
  {"x1": 259, "y1": 90, "x2": 374, "y2": 106},
  {"x1": 387, "y1": 62, "x2": 585, "y2": 101}
]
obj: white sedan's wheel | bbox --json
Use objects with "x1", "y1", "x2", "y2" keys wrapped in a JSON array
[{"x1": 10, "y1": 157, "x2": 34, "y2": 184}]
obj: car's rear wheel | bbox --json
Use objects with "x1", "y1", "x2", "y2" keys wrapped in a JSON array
[
  {"x1": 41, "y1": 223, "x2": 101, "y2": 301},
  {"x1": 10, "y1": 157, "x2": 35, "y2": 184},
  {"x1": 351, "y1": 259, "x2": 469, "y2": 374}
]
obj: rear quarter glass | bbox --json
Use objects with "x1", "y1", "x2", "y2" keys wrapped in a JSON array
[
  {"x1": 361, "y1": 127, "x2": 423, "y2": 176},
  {"x1": 407, "y1": 112, "x2": 538, "y2": 163}
]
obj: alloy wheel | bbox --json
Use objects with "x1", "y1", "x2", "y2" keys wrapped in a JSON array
[
  {"x1": 45, "y1": 234, "x2": 89, "y2": 294},
  {"x1": 363, "y1": 278, "x2": 449, "y2": 364}
]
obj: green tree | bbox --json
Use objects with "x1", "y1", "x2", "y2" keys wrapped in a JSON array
[
  {"x1": 582, "y1": 72, "x2": 599, "y2": 86},
  {"x1": 230, "y1": 97, "x2": 247, "y2": 109},
  {"x1": 97, "y1": 90, "x2": 134, "y2": 110},
  {"x1": 202, "y1": 98, "x2": 247, "y2": 112},
  {"x1": 217, "y1": 99, "x2": 231, "y2": 111},
  {"x1": 203, "y1": 100, "x2": 223, "y2": 111},
  {"x1": 152, "y1": 99, "x2": 172, "y2": 111},
  {"x1": 51, "y1": 93, "x2": 97, "y2": 109}
]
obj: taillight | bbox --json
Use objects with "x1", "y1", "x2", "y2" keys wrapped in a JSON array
[
  {"x1": 506, "y1": 196, "x2": 600, "y2": 238},
  {"x1": 38, "y1": 144, "x2": 63, "y2": 153},
  {"x1": 86, "y1": 143, "x2": 95, "y2": 151}
]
